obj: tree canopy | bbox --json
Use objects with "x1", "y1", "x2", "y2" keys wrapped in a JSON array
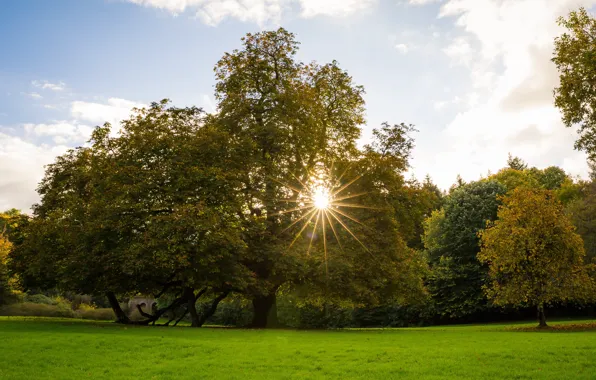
[
  {"x1": 423, "y1": 180, "x2": 506, "y2": 318},
  {"x1": 479, "y1": 188, "x2": 595, "y2": 327},
  {"x1": 553, "y1": 7, "x2": 596, "y2": 159},
  {"x1": 11, "y1": 28, "x2": 429, "y2": 328}
]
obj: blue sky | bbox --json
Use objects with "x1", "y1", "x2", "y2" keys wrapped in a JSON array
[{"x1": 1, "y1": 0, "x2": 595, "y2": 210}]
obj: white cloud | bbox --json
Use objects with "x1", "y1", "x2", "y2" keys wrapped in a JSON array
[
  {"x1": 195, "y1": 0, "x2": 286, "y2": 26},
  {"x1": 442, "y1": 37, "x2": 473, "y2": 67},
  {"x1": 0, "y1": 132, "x2": 69, "y2": 211},
  {"x1": 71, "y1": 98, "x2": 146, "y2": 127},
  {"x1": 32, "y1": 80, "x2": 66, "y2": 91},
  {"x1": 125, "y1": 0, "x2": 375, "y2": 25},
  {"x1": 417, "y1": 0, "x2": 596, "y2": 189},
  {"x1": 395, "y1": 43, "x2": 409, "y2": 54},
  {"x1": 408, "y1": 0, "x2": 442, "y2": 5},
  {"x1": 24, "y1": 121, "x2": 93, "y2": 144},
  {"x1": 0, "y1": 97, "x2": 145, "y2": 211},
  {"x1": 27, "y1": 92, "x2": 43, "y2": 99},
  {"x1": 299, "y1": 0, "x2": 376, "y2": 18}
]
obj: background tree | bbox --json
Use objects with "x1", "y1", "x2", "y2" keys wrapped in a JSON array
[
  {"x1": 488, "y1": 164, "x2": 582, "y2": 205},
  {"x1": 567, "y1": 180, "x2": 596, "y2": 264},
  {"x1": 423, "y1": 180, "x2": 506, "y2": 318},
  {"x1": 507, "y1": 154, "x2": 528, "y2": 171},
  {"x1": 0, "y1": 231, "x2": 13, "y2": 305},
  {"x1": 553, "y1": 7, "x2": 596, "y2": 160},
  {"x1": 0, "y1": 209, "x2": 28, "y2": 304},
  {"x1": 479, "y1": 188, "x2": 595, "y2": 327}
]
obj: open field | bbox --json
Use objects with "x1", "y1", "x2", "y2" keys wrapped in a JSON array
[{"x1": 1, "y1": 318, "x2": 596, "y2": 379}]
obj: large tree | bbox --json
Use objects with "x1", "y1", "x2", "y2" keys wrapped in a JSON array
[
  {"x1": 479, "y1": 188, "x2": 595, "y2": 327},
  {"x1": 15, "y1": 29, "x2": 429, "y2": 328},
  {"x1": 553, "y1": 7, "x2": 596, "y2": 159},
  {"x1": 212, "y1": 28, "x2": 427, "y2": 327},
  {"x1": 12, "y1": 101, "x2": 250, "y2": 326}
]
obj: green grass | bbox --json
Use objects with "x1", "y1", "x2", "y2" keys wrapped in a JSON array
[{"x1": 1, "y1": 317, "x2": 595, "y2": 379}]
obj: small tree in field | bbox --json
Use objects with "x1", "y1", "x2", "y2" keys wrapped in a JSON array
[{"x1": 478, "y1": 188, "x2": 594, "y2": 327}]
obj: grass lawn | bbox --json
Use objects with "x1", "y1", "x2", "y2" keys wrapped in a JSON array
[{"x1": 1, "y1": 317, "x2": 595, "y2": 379}]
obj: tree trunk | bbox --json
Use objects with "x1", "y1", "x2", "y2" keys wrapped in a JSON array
[
  {"x1": 537, "y1": 304, "x2": 548, "y2": 328},
  {"x1": 184, "y1": 287, "x2": 200, "y2": 327},
  {"x1": 106, "y1": 292, "x2": 131, "y2": 324},
  {"x1": 251, "y1": 293, "x2": 278, "y2": 328}
]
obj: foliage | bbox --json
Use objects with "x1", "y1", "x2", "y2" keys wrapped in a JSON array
[
  {"x1": 208, "y1": 297, "x2": 253, "y2": 327},
  {"x1": 24, "y1": 294, "x2": 56, "y2": 305},
  {"x1": 212, "y1": 28, "x2": 427, "y2": 326},
  {"x1": 11, "y1": 101, "x2": 250, "y2": 326},
  {"x1": 212, "y1": 27, "x2": 366, "y2": 326},
  {"x1": 423, "y1": 180, "x2": 506, "y2": 318},
  {"x1": 479, "y1": 188, "x2": 595, "y2": 326},
  {"x1": 553, "y1": 7, "x2": 596, "y2": 160},
  {"x1": 0, "y1": 232, "x2": 14, "y2": 305},
  {"x1": 507, "y1": 154, "x2": 528, "y2": 171},
  {"x1": 488, "y1": 165, "x2": 582, "y2": 205},
  {"x1": 0, "y1": 302, "x2": 76, "y2": 318},
  {"x1": 567, "y1": 181, "x2": 596, "y2": 263}
]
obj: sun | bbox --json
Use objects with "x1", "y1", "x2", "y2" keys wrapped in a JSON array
[
  {"x1": 272, "y1": 162, "x2": 375, "y2": 277},
  {"x1": 312, "y1": 186, "x2": 330, "y2": 210}
]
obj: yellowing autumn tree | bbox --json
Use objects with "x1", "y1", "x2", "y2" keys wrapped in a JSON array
[
  {"x1": 0, "y1": 232, "x2": 13, "y2": 305},
  {"x1": 478, "y1": 188, "x2": 594, "y2": 327}
]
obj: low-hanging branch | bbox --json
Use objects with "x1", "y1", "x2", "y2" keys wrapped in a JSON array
[{"x1": 135, "y1": 295, "x2": 187, "y2": 325}]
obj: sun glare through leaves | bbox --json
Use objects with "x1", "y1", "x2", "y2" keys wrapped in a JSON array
[{"x1": 274, "y1": 163, "x2": 375, "y2": 275}]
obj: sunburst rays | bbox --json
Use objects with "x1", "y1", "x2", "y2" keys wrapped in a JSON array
[{"x1": 274, "y1": 164, "x2": 374, "y2": 274}]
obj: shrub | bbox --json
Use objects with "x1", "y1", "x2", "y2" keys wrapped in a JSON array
[
  {"x1": 277, "y1": 300, "x2": 353, "y2": 329},
  {"x1": 77, "y1": 308, "x2": 115, "y2": 321},
  {"x1": 0, "y1": 302, "x2": 76, "y2": 318},
  {"x1": 70, "y1": 294, "x2": 93, "y2": 310},
  {"x1": 24, "y1": 294, "x2": 56, "y2": 305},
  {"x1": 208, "y1": 298, "x2": 252, "y2": 326}
]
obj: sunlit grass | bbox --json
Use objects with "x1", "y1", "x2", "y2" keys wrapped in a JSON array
[{"x1": 1, "y1": 317, "x2": 595, "y2": 379}]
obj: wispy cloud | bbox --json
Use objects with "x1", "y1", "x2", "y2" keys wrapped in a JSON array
[
  {"x1": 26, "y1": 92, "x2": 43, "y2": 99},
  {"x1": 0, "y1": 95, "x2": 146, "y2": 211},
  {"x1": 125, "y1": 0, "x2": 376, "y2": 26},
  {"x1": 395, "y1": 43, "x2": 409, "y2": 54},
  {"x1": 417, "y1": 0, "x2": 596, "y2": 189},
  {"x1": 32, "y1": 80, "x2": 66, "y2": 91}
]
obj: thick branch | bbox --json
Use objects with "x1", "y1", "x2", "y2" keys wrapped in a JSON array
[
  {"x1": 197, "y1": 290, "x2": 230, "y2": 327},
  {"x1": 135, "y1": 296, "x2": 186, "y2": 325},
  {"x1": 154, "y1": 280, "x2": 184, "y2": 299},
  {"x1": 174, "y1": 308, "x2": 189, "y2": 326}
]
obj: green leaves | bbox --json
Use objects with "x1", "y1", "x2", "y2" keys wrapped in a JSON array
[
  {"x1": 423, "y1": 180, "x2": 506, "y2": 318},
  {"x1": 553, "y1": 7, "x2": 596, "y2": 159},
  {"x1": 478, "y1": 188, "x2": 595, "y2": 313}
]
